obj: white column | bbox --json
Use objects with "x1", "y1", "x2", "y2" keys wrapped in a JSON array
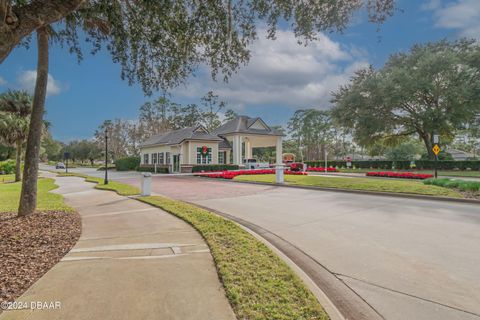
[
  {"x1": 245, "y1": 138, "x2": 252, "y2": 159},
  {"x1": 275, "y1": 136, "x2": 284, "y2": 183},
  {"x1": 238, "y1": 136, "x2": 244, "y2": 165},
  {"x1": 276, "y1": 136, "x2": 283, "y2": 165},
  {"x1": 232, "y1": 136, "x2": 239, "y2": 165}
]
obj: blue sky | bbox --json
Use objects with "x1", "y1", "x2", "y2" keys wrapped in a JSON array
[{"x1": 0, "y1": 0, "x2": 478, "y2": 141}]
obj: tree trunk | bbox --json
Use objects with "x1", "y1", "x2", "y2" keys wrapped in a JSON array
[
  {"x1": 420, "y1": 132, "x2": 435, "y2": 160},
  {"x1": 18, "y1": 27, "x2": 48, "y2": 217},
  {"x1": 14, "y1": 140, "x2": 21, "y2": 182}
]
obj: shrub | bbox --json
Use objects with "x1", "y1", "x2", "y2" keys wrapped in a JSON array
[
  {"x1": 115, "y1": 156, "x2": 140, "y2": 171},
  {"x1": 366, "y1": 171, "x2": 433, "y2": 179},
  {"x1": 136, "y1": 166, "x2": 169, "y2": 173},
  {"x1": 423, "y1": 178, "x2": 480, "y2": 192},
  {"x1": 191, "y1": 164, "x2": 239, "y2": 173},
  {"x1": 0, "y1": 159, "x2": 15, "y2": 174}
]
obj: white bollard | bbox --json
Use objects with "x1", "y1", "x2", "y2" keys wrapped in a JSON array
[
  {"x1": 275, "y1": 164, "x2": 284, "y2": 184},
  {"x1": 141, "y1": 172, "x2": 152, "y2": 196}
]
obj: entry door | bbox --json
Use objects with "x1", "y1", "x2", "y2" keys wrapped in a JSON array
[{"x1": 173, "y1": 155, "x2": 180, "y2": 173}]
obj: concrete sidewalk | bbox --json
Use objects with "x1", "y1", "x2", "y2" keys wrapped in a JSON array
[{"x1": 1, "y1": 176, "x2": 235, "y2": 320}]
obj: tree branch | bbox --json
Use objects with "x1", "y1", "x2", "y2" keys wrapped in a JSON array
[{"x1": 0, "y1": 0, "x2": 86, "y2": 63}]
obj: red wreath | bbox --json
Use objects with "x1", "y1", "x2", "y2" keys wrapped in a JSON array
[{"x1": 200, "y1": 146, "x2": 209, "y2": 156}]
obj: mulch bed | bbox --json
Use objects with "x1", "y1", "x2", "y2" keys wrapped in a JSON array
[
  {"x1": 0, "y1": 211, "x2": 81, "y2": 311},
  {"x1": 460, "y1": 190, "x2": 480, "y2": 200}
]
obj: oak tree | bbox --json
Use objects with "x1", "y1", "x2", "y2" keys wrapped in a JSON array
[{"x1": 332, "y1": 39, "x2": 480, "y2": 159}]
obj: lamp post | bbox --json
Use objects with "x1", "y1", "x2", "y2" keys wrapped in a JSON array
[
  {"x1": 324, "y1": 149, "x2": 328, "y2": 173},
  {"x1": 104, "y1": 128, "x2": 109, "y2": 185}
]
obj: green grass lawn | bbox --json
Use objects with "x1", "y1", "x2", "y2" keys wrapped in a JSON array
[
  {"x1": 338, "y1": 168, "x2": 480, "y2": 178},
  {"x1": 57, "y1": 173, "x2": 139, "y2": 196},
  {"x1": 0, "y1": 174, "x2": 15, "y2": 184},
  {"x1": 0, "y1": 178, "x2": 72, "y2": 213},
  {"x1": 235, "y1": 174, "x2": 462, "y2": 198},
  {"x1": 139, "y1": 196, "x2": 328, "y2": 320}
]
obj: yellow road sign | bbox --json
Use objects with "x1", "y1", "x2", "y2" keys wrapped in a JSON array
[{"x1": 432, "y1": 144, "x2": 440, "y2": 156}]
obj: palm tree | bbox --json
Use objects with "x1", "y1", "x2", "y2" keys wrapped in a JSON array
[{"x1": 0, "y1": 90, "x2": 33, "y2": 182}]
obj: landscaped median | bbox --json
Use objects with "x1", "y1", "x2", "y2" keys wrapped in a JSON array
[
  {"x1": 138, "y1": 196, "x2": 329, "y2": 320},
  {"x1": 0, "y1": 177, "x2": 80, "y2": 311},
  {"x1": 234, "y1": 174, "x2": 463, "y2": 198},
  {"x1": 57, "y1": 172, "x2": 140, "y2": 196}
]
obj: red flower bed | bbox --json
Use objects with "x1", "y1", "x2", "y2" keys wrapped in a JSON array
[
  {"x1": 307, "y1": 167, "x2": 338, "y2": 172},
  {"x1": 195, "y1": 169, "x2": 308, "y2": 180},
  {"x1": 366, "y1": 171, "x2": 433, "y2": 180}
]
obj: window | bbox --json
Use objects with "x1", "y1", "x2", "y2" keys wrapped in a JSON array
[
  {"x1": 166, "y1": 152, "x2": 171, "y2": 164},
  {"x1": 197, "y1": 147, "x2": 212, "y2": 164},
  {"x1": 158, "y1": 152, "x2": 164, "y2": 164},
  {"x1": 218, "y1": 151, "x2": 225, "y2": 164},
  {"x1": 152, "y1": 153, "x2": 158, "y2": 164},
  {"x1": 143, "y1": 153, "x2": 149, "y2": 164}
]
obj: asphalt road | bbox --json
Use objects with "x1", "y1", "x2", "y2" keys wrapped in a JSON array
[{"x1": 142, "y1": 176, "x2": 480, "y2": 320}]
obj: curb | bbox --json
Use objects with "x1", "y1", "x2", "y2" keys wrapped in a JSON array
[
  {"x1": 191, "y1": 202, "x2": 384, "y2": 320},
  {"x1": 228, "y1": 179, "x2": 480, "y2": 205}
]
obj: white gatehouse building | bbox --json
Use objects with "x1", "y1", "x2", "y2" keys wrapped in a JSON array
[{"x1": 139, "y1": 116, "x2": 283, "y2": 173}]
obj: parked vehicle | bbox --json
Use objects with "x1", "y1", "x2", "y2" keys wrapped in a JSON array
[
  {"x1": 244, "y1": 158, "x2": 270, "y2": 169},
  {"x1": 56, "y1": 162, "x2": 66, "y2": 169}
]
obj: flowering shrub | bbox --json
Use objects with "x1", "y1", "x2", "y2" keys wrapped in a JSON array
[
  {"x1": 307, "y1": 167, "x2": 338, "y2": 172},
  {"x1": 366, "y1": 171, "x2": 433, "y2": 180},
  {"x1": 289, "y1": 162, "x2": 304, "y2": 172},
  {"x1": 196, "y1": 169, "x2": 308, "y2": 179}
]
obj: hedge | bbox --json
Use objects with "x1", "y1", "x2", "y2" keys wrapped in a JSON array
[
  {"x1": 115, "y1": 156, "x2": 140, "y2": 171},
  {"x1": 0, "y1": 159, "x2": 15, "y2": 174},
  {"x1": 137, "y1": 166, "x2": 169, "y2": 174},
  {"x1": 191, "y1": 164, "x2": 239, "y2": 173},
  {"x1": 305, "y1": 160, "x2": 480, "y2": 171}
]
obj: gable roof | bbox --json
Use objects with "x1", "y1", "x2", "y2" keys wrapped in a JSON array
[
  {"x1": 213, "y1": 116, "x2": 283, "y2": 136},
  {"x1": 140, "y1": 125, "x2": 223, "y2": 147}
]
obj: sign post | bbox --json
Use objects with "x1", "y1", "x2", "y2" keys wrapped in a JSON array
[
  {"x1": 432, "y1": 144, "x2": 441, "y2": 179},
  {"x1": 63, "y1": 152, "x2": 70, "y2": 173}
]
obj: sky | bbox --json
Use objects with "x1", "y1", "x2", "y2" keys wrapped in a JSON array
[{"x1": 0, "y1": 0, "x2": 479, "y2": 142}]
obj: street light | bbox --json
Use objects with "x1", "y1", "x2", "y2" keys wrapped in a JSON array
[{"x1": 104, "y1": 127, "x2": 109, "y2": 185}]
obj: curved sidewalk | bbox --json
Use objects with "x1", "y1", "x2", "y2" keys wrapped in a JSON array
[{"x1": 0, "y1": 176, "x2": 235, "y2": 320}]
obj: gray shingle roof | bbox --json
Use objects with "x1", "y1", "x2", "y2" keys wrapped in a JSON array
[
  {"x1": 140, "y1": 126, "x2": 223, "y2": 147},
  {"x1": 213, "y1": 116, "x2": 283, "y2": 136},
  {"x1": 218, "y1": 138, "x2": 231, "y2": 149}
]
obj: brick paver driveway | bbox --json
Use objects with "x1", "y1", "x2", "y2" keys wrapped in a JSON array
[{"x1": 120, "y1": 175, "x2": 279, "y2": 201}]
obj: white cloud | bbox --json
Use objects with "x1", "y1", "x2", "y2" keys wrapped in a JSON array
[
  {"x1": 17, "y1": 70, "x2": 62, "y2": 96},
  {"x1": 426, "y1": 0, "x2": 480, "y2": 39},
  {"x1": 0, "y1": 76, "x2": 6, "y2": 86},
  {"x1": 175, "y1": 29, "x2": 368, "y2": 110}
]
